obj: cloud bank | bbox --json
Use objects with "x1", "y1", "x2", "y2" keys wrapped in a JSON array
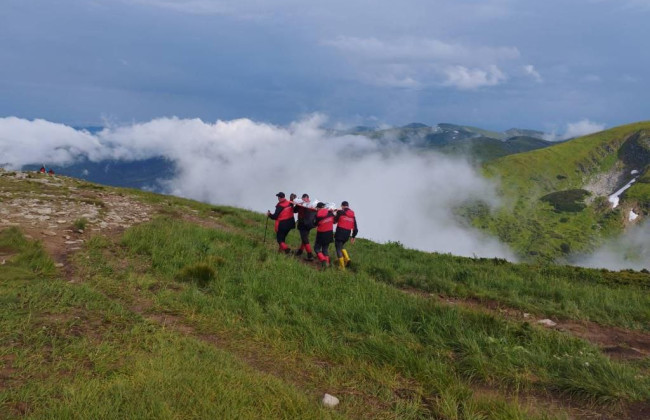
[
  {"x1": 322, "y1": 36, "x2": 521, "y2": 90},
  {"x1": 0, "y1": 115, "x2": 514, "y2": 259},
  {"x1": 574, "y1": 222, "x2": 650, "y2": 271},
  {"x1": 543, "y1": 119, "x2": 606, "y2": 141}
]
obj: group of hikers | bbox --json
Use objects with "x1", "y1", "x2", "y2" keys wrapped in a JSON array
[
  {"x1": 39, "y1": 165, "x2": 55, "y2": 175},
  {"x1": 267, "y1": 192, "x2": 358, "y2": 269}
]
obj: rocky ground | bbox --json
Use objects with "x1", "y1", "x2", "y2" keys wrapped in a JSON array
[{"x1": 0, "y1": 170, "x2": 153, "y2": 267}]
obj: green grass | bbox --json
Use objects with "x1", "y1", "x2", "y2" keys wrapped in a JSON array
[
  {"x1": 70, "y1": 217, "x2": 650, "y2": 417},
  {"x1": 3, "y1": 170, "x2": 650, "y2": 418},
  {"x1": 73, "y1": 217, "x2": 88, "y2": 231},
  {"x1": 0, "y1": 228, "x2": 339, "y2": 419},
  {"x1": 352, "y1": 240, "x2": 650, "y2": 330}
]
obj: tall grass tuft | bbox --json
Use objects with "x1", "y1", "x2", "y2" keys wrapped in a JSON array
[{"x1": 175, "y1": 263, "x2": 218, "y2": 288}]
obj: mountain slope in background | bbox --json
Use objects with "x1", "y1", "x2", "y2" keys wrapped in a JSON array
[
  {"x1": 475, "y1": 121, "x2": 650, "y2": 261},
  {"x1": 349, "y1": 123, "x2": 553, "y2": 162}
]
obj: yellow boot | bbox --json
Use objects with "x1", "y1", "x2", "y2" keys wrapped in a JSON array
[
  {"x1": 337, "y1": 257, "x2": 346, "y2": 270},
  {"x1": 342, "y1": 249, "x2": 351, "y2": 266}
]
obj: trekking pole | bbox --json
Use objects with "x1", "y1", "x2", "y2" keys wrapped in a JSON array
[{"x1": 263, "y1": 215, "x2": 269, "y2": 244}]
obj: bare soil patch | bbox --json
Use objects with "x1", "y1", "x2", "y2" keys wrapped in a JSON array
[{"x1": 401, "y1": 288, "x2": 650, "y2": 361}]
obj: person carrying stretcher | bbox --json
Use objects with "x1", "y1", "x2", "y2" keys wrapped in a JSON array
[
  {"x1": 293, "y1": 193, "x2": 316, "y2": 261},
  {"x1": 314, "y1": 202, "x2": 335, "y2": 268},
  {"x1": 267, "y1": 192, "x2": 295, "y2": 254},
  {"x1": 334, "y1": 201, "x2": 358, "y2": 270}
]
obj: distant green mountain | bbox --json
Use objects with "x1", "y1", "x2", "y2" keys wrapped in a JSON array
[
  {"x1": 348, "y1": 122, "x2": 552, "y2": 162},
  {"x1": 473, "y1": 121, "x2": 650, "y2": 261}
]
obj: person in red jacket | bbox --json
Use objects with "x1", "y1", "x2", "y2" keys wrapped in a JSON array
[
  {"x1": 293, "y1": 193, "x2": 317, "y2": 261},
  {"x1": 334, "y1": 201, "x2": 358, "y2": 269},
  {"x1": 266, "y1": 192, "x2": 295, "y2": 254},
  {"x1": 314, "y1": 202, "x2": 335, "y2": 268}
]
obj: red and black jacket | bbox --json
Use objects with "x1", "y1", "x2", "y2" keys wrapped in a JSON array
[
  {"x1": 294, "y1": 205, "x2": 317, "y2": 230},
  {"x1": 334, "y1": 208, "x2": 358, "y2": 240},
  {"x1": 269, "y1": 198, "x2": 295, "y2": 232},
  {"x1": 315, "y1": 208, "x2": 334, "y2": 233}
]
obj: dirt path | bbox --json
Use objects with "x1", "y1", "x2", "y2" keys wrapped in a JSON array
[
  {"x1": 400, "y1": 287, "x2": 650, "y2": 361},
  {"x1": 0, "y1": 173, "x2": 154, "y2": 269}
]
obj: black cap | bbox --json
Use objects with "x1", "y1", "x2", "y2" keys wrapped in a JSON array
[
  {"x1": 316, "y1": 202, "x2": 325, "y2": 208},
  {"x1": 302, "y1": 193, "x2": 309, "y2": 199},
  {"x1": 341, "y1": 201, "x2": 349, "y2": 207},
  {"x1": 276, "y1": 192, "x2": 285, "y2": 198}
]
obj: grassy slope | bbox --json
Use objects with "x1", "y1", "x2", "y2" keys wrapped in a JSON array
[
  {"x1": 2, "y1": 172, "x2": 649, "y2": 419},
  {"x1": 478, "y1": 121, "x2": 650, "y2": 260}
]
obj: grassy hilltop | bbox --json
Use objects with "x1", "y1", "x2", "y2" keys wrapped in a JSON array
[
  {"x1": 475, "y1": 121, "x2": 650, "y2": 261},
  {"x1": 1, "y1": 170, "x2": 650, "y2": 419}
]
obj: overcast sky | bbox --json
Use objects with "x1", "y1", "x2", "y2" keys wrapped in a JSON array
[{"x1": 1, "y1": 0, "x2": 648, "y2": 130}]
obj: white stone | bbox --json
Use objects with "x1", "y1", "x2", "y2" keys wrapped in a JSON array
[
  {"x1": 55, "y1": 263, "x2": 64, "y2": 268},
  {"x1": 42, "y1": 230, "x2": 57, "y2": 237},
  {"x1": 537, "y1": 319, "x2": 557, "y2": 327},
  {"x1": 523, "y1": 313, "x2": 530, "y2": 319},
  {"x1": 321, "y1": 394, "x2": 339, "y2": 408}
]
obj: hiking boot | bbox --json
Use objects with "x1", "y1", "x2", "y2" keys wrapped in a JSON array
[
  {"x1": 306, "y1": 252, "x2": 314, "y2": 261},
  {"x1": 294, "y1": 249, "x2": 303, "y2": 257},
  {"x1": 284, "y1": 248, "x2": 292, "y2": 255},
  {"x1": 342, "y1": 249, "x2": 351, "y2": 266}
]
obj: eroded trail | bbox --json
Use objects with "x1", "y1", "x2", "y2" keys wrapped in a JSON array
[{"x1": 401, "y1": 287, "x2": 650, "y2": 361}]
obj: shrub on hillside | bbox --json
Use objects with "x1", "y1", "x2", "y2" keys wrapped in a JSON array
[
  {"x1": 540, "y1": 189, "x2": 591, "y2": 212},
  {"x1": 73, "y1": 218, "x2": 88, "y2": 231},
  {"x1": 175, "y1": 263, "x2": 217, "y2": 288}
]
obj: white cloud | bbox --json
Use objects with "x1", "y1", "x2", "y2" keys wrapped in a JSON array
[
  {"x1": 542, "y1": 119, "x2": 607, "y2": 141},
  {"x1": 0, "y1": 115, "x2": 515, "y2": 259},
  {"x1": 443, "y1": 65, "x2": 506, "y2": 89},
  {"x1": 523, "y1": 64, "x2": 542, "y2": 82},
  {"x1": 574, "y1": 222, "x2": 650, "y2": 271},
  {"x1": 564, "y1": 119, "x2": 605, "y2": 138},
  {"x1": 323, "y1": 36, "x2": 518, "y2": 90},
  {"x1": 0, "y1": 117, "x2": 105, "y2": 167}
]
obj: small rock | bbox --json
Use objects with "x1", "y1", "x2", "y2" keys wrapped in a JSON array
[
  {"x1": 42, "y1": 230, "x2": 57, "y2": 237},
  {"x1": 321, "y1": 394, "x2": 339, "y2": 408},
  {"x1": 57, "y1": 220, "x2": 67, "y2": 224},
  {"x1": 55, "y1": 263, "x2": 64, "y2": 268},
  {"x1": 65, "y1": 236, "x2": 71, "y2": 240},
  {"x1": 537, "y1": 319, "x2": 557, "y2": 327},
  {"x1": 523, "y1": 313, "x2": 530, "y2": 319},
  {"x1": 76, "y1": 229, "x2": 84, "y2": 234}
]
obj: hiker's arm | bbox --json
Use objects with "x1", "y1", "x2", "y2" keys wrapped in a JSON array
[{"x1": 268, "y1": 204, "x2": 282, "y2": 220}]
